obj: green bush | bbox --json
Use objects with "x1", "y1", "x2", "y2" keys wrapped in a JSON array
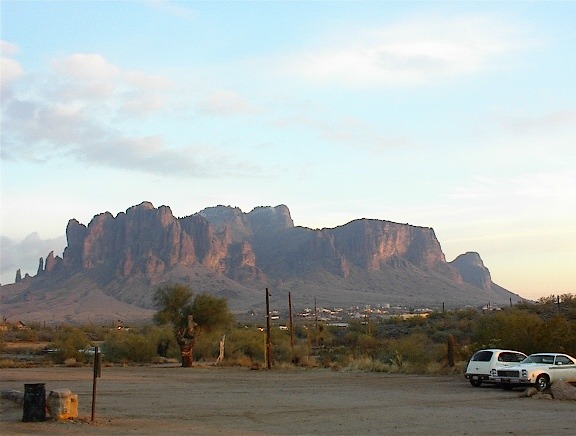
[
  {"x1": 103, "y1": 330, "x2": 156, "y2": 363},
  {"x1": 49, "y1": 325, "x2": 89, "y2": 364}
]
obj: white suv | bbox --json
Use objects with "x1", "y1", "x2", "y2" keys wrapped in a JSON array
[{"x1": 465, "y1": 349, "x2": 527, "y2": 387}]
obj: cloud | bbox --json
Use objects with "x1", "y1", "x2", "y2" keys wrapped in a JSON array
[
  {"x1": 0, "y1": 48, "x2": 269, "y2": 179},
  {"x1": 198, "y1": 90, "x2": 261, "y2": 116},
  {"x1": 501, "y1": 110, "x2": 576, "y2": 134},
  {"x1": 54, "y1": 53, "x2": 120, "y2": 80},
  {"x1": 274, "y1": 115, "x2": 410, "y2": 151},
  {"x1": 146, "y1": 0, "x2": 195, "y2": 20},
  {"x1": 0, "y1": 233, "x2": 66, "y2": 285},
  {"x1": 283, "y1": 14, "x2": 527, "y2": 87},
  {"x1": 1, "y1": 41, "x2": 23, "y2": 93},
  {"x1": 1, "y1": 40, "x2": 19, "y2": 55},
  {"x1": 0, "y1": 57, "x2": 23, "y2": 91},
  {"x1": 446, "y1": 170, "x2": 576, "y2": 214}
]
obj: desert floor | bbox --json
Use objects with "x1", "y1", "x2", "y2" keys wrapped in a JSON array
[{"x1": 1, "y1": 365, "x2": 574, "y2": 435}]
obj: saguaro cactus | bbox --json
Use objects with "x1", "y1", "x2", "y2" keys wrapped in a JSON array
[{"x1": 447, "y1": 334, "x2": 455, "y2": 367}]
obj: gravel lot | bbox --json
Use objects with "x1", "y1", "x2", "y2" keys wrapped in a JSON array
[{"x1": 1, "y1": 365, "x2": 575, "y2": 435}]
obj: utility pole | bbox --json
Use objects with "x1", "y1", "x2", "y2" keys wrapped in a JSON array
[
  {"x1": 314, "y1": 297, "x2": 318, "y2": 347},
  {"x1": 265, "y1": 288, "x2": 271, "y2": 369},
  {"x1": 288, "y1": 292, "x2": 294, "y2": 350}
]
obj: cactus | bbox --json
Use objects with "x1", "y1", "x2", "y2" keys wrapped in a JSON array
[{"x1": 447, "y1": 334, "x2": 455, "y2": 367}]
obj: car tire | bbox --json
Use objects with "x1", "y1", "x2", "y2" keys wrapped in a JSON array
[
  {"x1": 535, "y1": 374, "x2": 550, "y2": 391},
  {"x1": 469, "y1": 380, "x2": 482, "y2": 387}
]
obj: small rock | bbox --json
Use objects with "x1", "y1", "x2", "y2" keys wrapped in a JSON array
[
  {"x1": 1, "y1": 389, "x2": 24, "y2": 404},
  {"x1": 519, "y1": 387, "x2": 538, "y2": 398}
]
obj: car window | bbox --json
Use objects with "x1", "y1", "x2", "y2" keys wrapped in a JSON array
[
  {"x1": 514, "y1": 353, "x2": 526, "y2": 362},
  {"x1": 555, "y1": 356, "x2": 575, "y2": 365},
  {"x1": 498, "y1": 352, "x2": 519, "y2": 362},
  {"x1": 472, "y1": 350, "x2": 493, "y2": 362},
  {"x1": 525, "y1": 355, "x2": 553, "y2": 364},
  {"x1": 497, "y1": 352, "x2": 526, "y2": 363}
]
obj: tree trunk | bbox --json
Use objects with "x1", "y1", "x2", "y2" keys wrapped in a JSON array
[
  {"x1": 177, "y1": 315, "x2": 197, "y2": 368},
  {"x1": 180, "y1": 341, "x2": 194, "y2": 367}
]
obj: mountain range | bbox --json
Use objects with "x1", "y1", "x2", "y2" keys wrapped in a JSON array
[{"x1": 0, "y1": 202, "x2": 522, "y2": 323}]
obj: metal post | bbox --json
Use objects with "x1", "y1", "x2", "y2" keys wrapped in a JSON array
[
  {"x1": 91, "y1": 346, "x2": 101, "y2": 422},
  {"x1": 266, "y1": 288, "x2": 271, "y2": 369}
]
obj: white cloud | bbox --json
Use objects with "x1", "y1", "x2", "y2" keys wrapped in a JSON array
[
  {"x1": 284, "y1": 14, "x2": 527, "y2": 87},
  {"x1": 54, "y1": 53, "x2": 120, "y2": 80},
  {"x1": 1, "y1": 40, "x2": 19, "y2": 55},
  {"x1": 502, "y1": 110, "x2": 576, "y2": 133},
  {"x1": 1, "y1": 41, "x2": 23, "y2": 93},
  {"x1": 0, "y1": 57, "x2": 23, "y2": 91},
  {"x1": 198, "y1": 90, "x2": 260, "y2": 116}
]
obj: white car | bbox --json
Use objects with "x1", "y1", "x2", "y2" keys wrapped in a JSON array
[
  {"x1": 465, "y1": 349, "x2": 527, "y2": 387},
  {"x1": 490, "y1": 353, "x2": 576, "y2": 391}
]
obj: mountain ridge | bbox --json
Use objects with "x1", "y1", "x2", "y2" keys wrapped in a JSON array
[{"x1": 0, "y1": 202, "x2": 523, "y2": 323}]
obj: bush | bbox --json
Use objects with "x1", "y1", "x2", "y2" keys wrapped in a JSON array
[
  {"x1": 103, "y1": 330, "x2": 156, "y2": 363},
  {"x1": 50, "y1": 326, "x2": 89, "y2": 364}
]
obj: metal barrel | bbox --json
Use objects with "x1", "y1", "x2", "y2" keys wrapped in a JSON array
[{"x1": 23, "y1": 383, "x2": 46, "y2": 422}]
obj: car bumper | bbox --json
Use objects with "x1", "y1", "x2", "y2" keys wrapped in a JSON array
[
  {"x1": 465, "y1": 374, "x2": 490, "y2": 382},
  {"x1": 489, "y1": 376, "x2": 531, "y2": 385}
]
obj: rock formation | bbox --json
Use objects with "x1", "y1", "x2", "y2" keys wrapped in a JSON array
[{"x1": 1, "y1": 202, "x2": 523, "y2": 322}]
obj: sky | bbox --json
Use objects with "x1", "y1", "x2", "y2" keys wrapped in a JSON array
[{"x1": 1, "y1": 1, "x2": 575, "y2": 300}]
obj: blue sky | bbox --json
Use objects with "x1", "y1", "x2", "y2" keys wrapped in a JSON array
[{"x1": 1, "y1": 1, "x2": 575, "y2": 300}]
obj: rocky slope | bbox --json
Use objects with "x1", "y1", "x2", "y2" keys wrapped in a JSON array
[{"x1": 1, "y1": 202, "x2": 522, "y2": 322}]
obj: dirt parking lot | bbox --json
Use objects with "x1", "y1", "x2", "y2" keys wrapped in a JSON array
[{"x1": 1, "y1": 365, "x2": 574, "y2": 435}]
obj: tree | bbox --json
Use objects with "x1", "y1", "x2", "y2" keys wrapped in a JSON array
[{"x1": 153, "y1": 284, "x2": 233, "y2": 367}]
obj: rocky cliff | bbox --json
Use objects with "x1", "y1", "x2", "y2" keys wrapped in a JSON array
[{"x1": 1, "y1": 202, "x2": 521, "y2": 322}]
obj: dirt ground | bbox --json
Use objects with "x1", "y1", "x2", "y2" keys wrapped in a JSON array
[{"x1": 1, "y1": 365, "x2": 574, "y2": 435}]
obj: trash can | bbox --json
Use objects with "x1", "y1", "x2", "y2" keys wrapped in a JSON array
[{"x1": 23, "y1": 383, "x2": 46, "y2": 422}]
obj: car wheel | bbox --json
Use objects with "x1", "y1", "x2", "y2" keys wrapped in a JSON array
[
  {"x1": 535, "y1": 374, "x2": 550, "y2": 391},
  {"x1": 469, "y1": 380, "x2": 482, "y2": 387}
]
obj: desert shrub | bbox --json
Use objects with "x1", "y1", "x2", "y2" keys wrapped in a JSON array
[
  {"x1": 224, "y1": 328, "x2": 265, "y2": 363},
  {"x1": 193, "y1": 330, "x2": 224, "y2": 361},
  {"x1": 103, "y1": 330, "x2": 156, "y2": 363},
  {"x1": 138, "y1": 324, "x2": 180, "y2": 359},
  {"x1": 49, "y1": 325, "x2": 90, "y2": 364},
  {"x1": 383, "y1": 333, "x2": 439, "y2": 370}
]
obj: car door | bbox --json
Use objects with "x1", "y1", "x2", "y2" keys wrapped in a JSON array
[{"x1": 551, "y1": 355, "x2": 576, "y2": 382}]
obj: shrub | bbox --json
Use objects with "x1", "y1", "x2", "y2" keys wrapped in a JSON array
[
  {"x1": 50, "y1": 326, "x2": 89, "y2": 364},
  {"x1": 103, "y1": 330, "x2": 156, "y2": 363}
]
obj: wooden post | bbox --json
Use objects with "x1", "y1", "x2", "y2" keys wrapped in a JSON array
[
  {"x1": 266, "y1": 288, "x2": 271, "y2": 369},
  {"x1": 289, "y1": 292, "x2": 294, "y2": 350}
]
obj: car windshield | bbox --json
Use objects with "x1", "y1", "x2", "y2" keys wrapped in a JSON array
[{"x1": 522, "y1": 354, "x2": 555, "y2": 364}]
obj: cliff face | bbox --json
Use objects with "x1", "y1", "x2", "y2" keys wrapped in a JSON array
[
  {"x1": 2, "y1": 202, "x2": 521, "y2": 321},
  {"x1": 450, "y1": 252, "x2": 493, "y2": 290}
]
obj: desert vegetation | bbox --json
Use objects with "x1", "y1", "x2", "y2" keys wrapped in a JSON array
[{"x1": 2, "y1": 293, "x2": 575, "y2": 372}]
